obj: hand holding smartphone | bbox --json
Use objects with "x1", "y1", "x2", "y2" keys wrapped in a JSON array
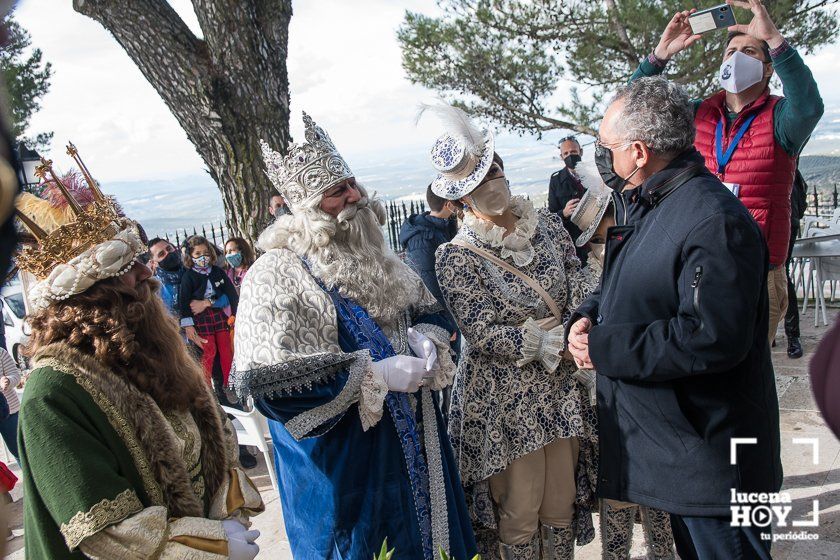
[{"x1": 688, "y1": 3, "x2": 738, "y2": 35}]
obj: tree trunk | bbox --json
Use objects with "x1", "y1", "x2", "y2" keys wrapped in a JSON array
[{"x1": 72, "y1": 0, "x2": 292, "y2": 245}]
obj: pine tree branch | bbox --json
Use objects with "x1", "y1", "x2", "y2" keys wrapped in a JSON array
[
  {"x1": 468, "y1": 85, "x2": 597, "y2": 136},
  {"x1": 791, "y1": 0, "x2": 839, "y2": 17},
  {"x1": 603, "y1": 0, "x2": 639, "y2": 66}
]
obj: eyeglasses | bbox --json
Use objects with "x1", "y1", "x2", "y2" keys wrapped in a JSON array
[{"x1": 594, "y1": 136, "x2": 634, "y2": 150}]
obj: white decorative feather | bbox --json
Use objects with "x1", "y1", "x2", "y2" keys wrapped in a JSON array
[{"x1": 416, "y1": 102, "x2": 486, "y2": 156}]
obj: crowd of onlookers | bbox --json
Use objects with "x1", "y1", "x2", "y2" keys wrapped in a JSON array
[
  {"x1": 144, "y1": 223, "x2": 266, "y2": 468},
  {"x1": 1, "y1": 2, "x2": 839, "y2": 554},
  {"x1": 141, "y1": 198, "x2": 293, "y2": 469}
]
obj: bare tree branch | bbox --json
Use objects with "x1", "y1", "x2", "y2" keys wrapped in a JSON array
[
  {"x1": 73, "y1": 0, "x2": 213, "y2": 145},
  {"x1": 74, "y1": 0, "x2": 292, "y2": 243}
]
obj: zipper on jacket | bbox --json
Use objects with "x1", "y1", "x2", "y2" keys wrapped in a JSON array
[
  {"x1": 692, "y1": 266, "x2": 704, "y2": 333},
  {"x1": 616, "y1": 192, "x2": 629, "y2": 226}
]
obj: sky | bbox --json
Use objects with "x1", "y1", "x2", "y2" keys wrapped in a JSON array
[{"x1": 11, "y1": 0, "x2": 840, "y2": 187}]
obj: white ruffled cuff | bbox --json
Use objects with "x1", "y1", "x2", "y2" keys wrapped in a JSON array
[
  {"x1": 517, "y1": 317, "x2": 565, "y2": 373},
  {"x1": 573, "y1": 369, "x2": 597, "y2": 404},
  {"x1": 412, "y1": 323, "x2": 457, "y2": 391},
  {"x1": 359, "y1": 355, "x2": 388, "y2": 431}
]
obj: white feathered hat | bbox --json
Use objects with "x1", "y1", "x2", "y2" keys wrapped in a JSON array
[{"x1": 421, "y1": 103, "x2": 495, "y2": 200}]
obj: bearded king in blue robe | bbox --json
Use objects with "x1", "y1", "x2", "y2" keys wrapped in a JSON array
[{"x1": 233, "y1": 113, "x2": 477, "y2": 560}]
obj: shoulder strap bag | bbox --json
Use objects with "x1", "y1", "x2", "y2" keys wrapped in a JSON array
[{"x1": 452, "y1": 239, "x2": 563, "y2": 330}]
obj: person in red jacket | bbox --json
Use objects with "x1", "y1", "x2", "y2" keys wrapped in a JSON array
[{"x1": 631, "y1": 0, "x2": 824, "y2": 345}]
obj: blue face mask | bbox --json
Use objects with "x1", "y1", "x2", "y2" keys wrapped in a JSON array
[
  {"x1": 194, "y1": 255, "x2": 211, "y2": 268},
  {"x1": 226, "y1": 252, "x2": 243, "y2": 268}
]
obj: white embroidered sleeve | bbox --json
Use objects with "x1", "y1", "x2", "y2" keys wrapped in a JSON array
[
  {"x1": 233, "y1": 249, "x2": 392, "y2": 436},
  {"x1": 78, "y1": 506, "x2": 228, "y2": 560},
  {"x1": 282, "y1": 350, "x2": 387, "y2": 438},
  {"x1": 543, "y1": 211, "x2": 599, "y2": 312},
  {"x1": 232, "y1": 248, "x2": 347, "y2": 398},
  {"x1": 358, "y1": 353, "x2": 388, "y2": 431}
]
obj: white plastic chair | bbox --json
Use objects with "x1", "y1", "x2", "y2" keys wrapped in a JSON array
[
  {"x1": 799, "y1": 219, "x2": 829, "y2": 323},
  {"x1": 222, "y1": 404, "x2": 279, "y2": 494}
]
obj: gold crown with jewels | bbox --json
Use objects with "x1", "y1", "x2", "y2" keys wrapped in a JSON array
[
  {"x1": 15, "y1": 143, "x2": 144, "y2": 306},
  {"x1": 260, "y1": 112, "x2": 354, "y2": 211}
]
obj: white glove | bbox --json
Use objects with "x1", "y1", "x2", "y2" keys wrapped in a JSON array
[
  {"x1": 407, "y1": 327, "x2": 438, "y2": 372},
  {"x1": 226, "y1": 526, "x2": 260, "y2": 560},
  {"x1": 371, "y1": 355, "x2": 427, "y2": 393},
  {"x1": 222, "y1": 518, "x2": 247, "y2": 537}
]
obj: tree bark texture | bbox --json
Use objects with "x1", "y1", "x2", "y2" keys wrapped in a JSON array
[{"x1": 73, "y1": 0, "x2": 292, "y2": 245}]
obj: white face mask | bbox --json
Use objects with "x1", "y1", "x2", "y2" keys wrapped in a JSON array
[
  {"x1": 469, "y1": 177, "x2": 511, "y2": 216},
  {"x1": 719, "y1": 51, "x2": 766, "y2": 94}
]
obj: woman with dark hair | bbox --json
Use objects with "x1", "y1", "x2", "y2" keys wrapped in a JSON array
[{"x1": 224, "y1": 237, "x2": 256, "y2": 293}]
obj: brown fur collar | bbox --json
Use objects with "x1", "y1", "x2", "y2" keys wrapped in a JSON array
[{"x1": 33, "y1": 343, "x2": 229, "y2": 517}]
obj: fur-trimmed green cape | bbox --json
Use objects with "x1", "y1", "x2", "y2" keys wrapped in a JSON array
[{"x1": 18, "y1": 344, "x2": 231, "y2": 559}]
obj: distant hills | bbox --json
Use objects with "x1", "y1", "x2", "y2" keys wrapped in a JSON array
[
  {"x1": 91, "y1": 146, "x2": 840, "y2": 238},
  {"x1": 799, "y1": 155, "x2": 840, "y2": 188}
]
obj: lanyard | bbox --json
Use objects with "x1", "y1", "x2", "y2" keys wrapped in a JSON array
[{"x1": 715, "y1": 114, "x2": 756, "y2": 175}]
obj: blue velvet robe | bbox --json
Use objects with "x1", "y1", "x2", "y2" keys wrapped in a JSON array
[{"x1": 256, "y1": 288, "x2": 477, "y2": 560}]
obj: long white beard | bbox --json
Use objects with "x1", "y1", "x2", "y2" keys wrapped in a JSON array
[{"x1": 257, "y1": 188, "x2": 427, "y2": 325}]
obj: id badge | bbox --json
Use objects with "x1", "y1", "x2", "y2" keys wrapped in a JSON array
[{"x1": 723, "y1": 182, "x2": 741, "y2": 197}]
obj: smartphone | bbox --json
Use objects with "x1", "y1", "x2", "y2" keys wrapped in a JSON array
[{"x1": 688, "y1": 3, "x2": 737, "y2": 34}]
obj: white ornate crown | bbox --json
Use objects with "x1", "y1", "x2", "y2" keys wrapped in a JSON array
[{"x1": 260, "y1": 112, "x2": 354, "y2": 211}]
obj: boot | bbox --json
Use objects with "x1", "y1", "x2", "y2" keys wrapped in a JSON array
[
  {"x1": 639, "y1": 506, "x2": 675, "y2": 560},
  {"x1": 787, "y1": 336, "x2": 803, "y2": 359},
  {"x1": 540, "y1": 523, "x2": 574, "y2": 560},
  {"x1": 600, "y1": 500, "x2": 634, "y2": 560},
  {"x1": 499, "y1": 531, "x2": 541, "y2": 560}
]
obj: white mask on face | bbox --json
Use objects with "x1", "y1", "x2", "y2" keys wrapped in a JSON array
[
  {"x1": 469, "y1": 177, "x2": 511, "y2": 216},
  {"x1": 719, "y1": 51, "x2": 765, "y2": 94}
]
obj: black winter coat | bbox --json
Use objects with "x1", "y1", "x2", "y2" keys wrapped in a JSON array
[
  {"x1": 178, "y1": 266, "x2": 239, "y2": 321},
  {"x1": 572, "y1": 150, "x2": 782, "y2": 517},
  {"x1": 548, "y1": 168, "x2": 588, "y2": 262},
  {"x1": 548, "y1": 168, "x2": 585, "y2": 236},
  {"x1": 399, "y1": 212, "x2": 458, "y2": 334}
]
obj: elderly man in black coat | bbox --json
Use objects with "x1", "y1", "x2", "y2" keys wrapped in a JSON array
[{"x1": 567, "y1": 77, "x2": 782, "y2": 560}]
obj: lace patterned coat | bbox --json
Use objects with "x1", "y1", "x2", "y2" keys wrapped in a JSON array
[{"x1": 436, "y1": 197, "x2": 599, "y2": 544}]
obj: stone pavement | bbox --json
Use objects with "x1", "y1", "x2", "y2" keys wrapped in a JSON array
[{"x1": 4, "y1": 307, "x2": 839, "y2": 559}]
